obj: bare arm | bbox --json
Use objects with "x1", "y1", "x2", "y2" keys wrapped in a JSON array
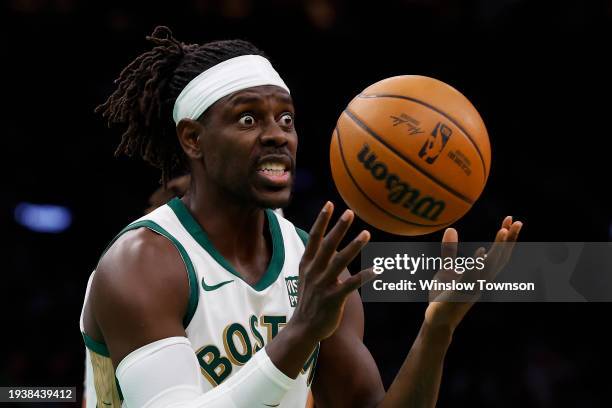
[
  {"x1": 312, "y1": 275, "x2": 385, "y2": 408},
  {"x1": 314, "y1": 289, "x2": 453, "y2": 408},
  {"x1": 88, "y1": 228, "x2": 189, "y2": 368},
  {"x1": 313, "y1": 218, "x2": 523, "y2": 408}
]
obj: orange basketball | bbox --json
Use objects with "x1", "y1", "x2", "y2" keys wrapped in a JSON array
[{"x1": 330, "y1": 75, "x2": 491, "y2": 236}]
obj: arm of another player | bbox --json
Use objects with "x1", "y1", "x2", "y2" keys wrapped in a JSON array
[{"x1": 312, "y1": 216, "x2": 522, "y2": 408}]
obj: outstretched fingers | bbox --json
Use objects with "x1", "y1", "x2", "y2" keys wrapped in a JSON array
[
  {"x1": 487, "y1": 225, "x2": 509, "y2": 260},
  {"x1": 441, "y1": 227, "x2": 459, "y2": 263},
  {"x1": 338, "y1": 266, "x2": 378, "y2": 296},
  {"x1": 325, "y1": 230, "x2": 371, "y2": 284},
  {"x1": 484, "y1": 217, "x2": 523, "y2": 279},
  {"x1": 502, "y1": 215, "x2": 513, "y2": 230},
  {"x1": 507, "y1": 220, "x2": 523, "y2": 243},
  {"x1": 302, "y1": 202, "x2": 334, "y2": 263},
  {"x1": 502, "y1": 220, "x2": 523, "y2": 265},
  {"x1": 313, "y1": 209, "x2": 355, "y2": 270}
]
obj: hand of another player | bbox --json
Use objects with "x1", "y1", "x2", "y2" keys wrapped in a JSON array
[
  {"x1": 292, "y1": 202, "x2": 376, "y2": 342},
  {"x1": 424, "y1": 216, "x2": 523, "y2": 332}
]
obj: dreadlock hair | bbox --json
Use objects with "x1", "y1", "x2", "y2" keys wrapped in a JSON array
[{"x1": 95, "y1": 26, "x2": 266, "y2": 184}]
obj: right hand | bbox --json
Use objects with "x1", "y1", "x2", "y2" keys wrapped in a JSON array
[{"x1": 291, "y1": 201, "x2": 376, "y2": 341}]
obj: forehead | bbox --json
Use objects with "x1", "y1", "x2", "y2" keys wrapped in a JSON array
[{"x1": 222, "y1": 85, "x2": 293, "y2": 108}]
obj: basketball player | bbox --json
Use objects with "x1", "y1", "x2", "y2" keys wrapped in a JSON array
[
  {"x1": 80, "y1": 26, "x2": 522, "y2": 407},
  {"x1": 145, "y1": 174, "x2": 191, "y2": 214}
]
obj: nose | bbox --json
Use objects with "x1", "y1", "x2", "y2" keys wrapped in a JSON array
[{"x1": 260, "y1": 119, "x2": 289, "y2": 147}]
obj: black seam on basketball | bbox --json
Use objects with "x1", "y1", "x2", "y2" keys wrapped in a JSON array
[
  {"x1": 334, "y1": 126, "x2": 448, "y2": 228},
  {"x1": 357, "y1": 93, "x2": 488, "y2": 181},
  {"x1": 343, "y1": 109, "x2": 475, "y2": 205}
]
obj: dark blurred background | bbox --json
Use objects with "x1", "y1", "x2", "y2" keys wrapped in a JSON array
[{"x1": 2, "y1": 0, "x2": 612, "y2": 406}]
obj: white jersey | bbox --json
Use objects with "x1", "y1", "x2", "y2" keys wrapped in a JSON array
[{"x1": 80, "y1": 198, "x2": 316, "y2": 407}]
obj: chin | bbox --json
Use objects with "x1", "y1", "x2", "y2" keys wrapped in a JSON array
[{"x1": 253, "y1": 189, "x2": 292, "y2": 210}]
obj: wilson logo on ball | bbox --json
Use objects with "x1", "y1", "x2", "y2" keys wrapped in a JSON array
[
  {"x1": 418, "y1": 122, "x2": 452, "y2": 164},
  {"x1": 357, "y1": 143, "x2": 446, "y2": 221}
]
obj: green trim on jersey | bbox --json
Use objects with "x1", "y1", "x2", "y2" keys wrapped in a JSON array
[
  {"x1": 294, "y1": 226, "x2": 309, "y2": 246},
  {"x1": 168, "y1": 198, "x2": 285, "y2": 292},
  {"x1": 82, "y1": 332, "x2": 110, "y2": 357},
  {"x1": 118, "y1": 220, "x2": 199, "y2": 328}
]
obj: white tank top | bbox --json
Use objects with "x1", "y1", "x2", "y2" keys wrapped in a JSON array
[{"x1": 80, "y1": 198, "x2": 317, "y2": 407}]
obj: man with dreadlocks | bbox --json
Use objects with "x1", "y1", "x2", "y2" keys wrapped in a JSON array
[{"x1": 80, "y1": 26, "x2": 522, "y2": 407}]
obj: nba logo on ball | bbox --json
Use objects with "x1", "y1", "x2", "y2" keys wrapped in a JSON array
[
  {"x1": 418, "y1": 122, "x2": 452, "y2": 164},
  {"x1": 330, "y1": 75, "x2": 491, "y2": 236}
]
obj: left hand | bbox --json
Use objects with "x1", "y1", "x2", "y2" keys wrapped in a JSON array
[{"x1": 424, "y1": 216, "x2": 523, "y2": 332}]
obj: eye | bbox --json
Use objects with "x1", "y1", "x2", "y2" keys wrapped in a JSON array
[
  {"x1": 279, "y1": 113, "x2": 294, "y2": 127},
  {"x1": 238, "y1": 114, "x2": 255, "y2": 127}
]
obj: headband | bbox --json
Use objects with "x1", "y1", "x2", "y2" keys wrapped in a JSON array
[{"x1": 172, "y1": 54, "x2": 290, "y2": 124}]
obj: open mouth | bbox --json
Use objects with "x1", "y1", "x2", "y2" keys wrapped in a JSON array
[
  {"x1": 258, "y1": 161, "x2": 287, "y2": 175},
  {"x1": 255, "y1": 157, "x2": 291, "y2": 186}
]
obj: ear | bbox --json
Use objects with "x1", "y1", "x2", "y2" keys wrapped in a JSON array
[{"x1": 176, "y1": 119, "x2": 204, "y2": 159}]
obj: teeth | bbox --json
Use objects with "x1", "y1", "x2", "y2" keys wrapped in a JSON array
[
  {"x1": 261, "y1": 169, "x2": 284, "y2": 175},
  {"x1": 257, "y1": 161, "x2": 286, "y2": 171}
]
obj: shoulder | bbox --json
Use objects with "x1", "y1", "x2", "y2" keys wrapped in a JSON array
[
  {"x1": 92, "y1": 227, "x2": 189, "y2": 320},
  {"x1": 97, "y1": 227, "x2": 184, "y2": 281},
  {"x1": 88, "y1": 226, "x2": 190, "y2": 365}
]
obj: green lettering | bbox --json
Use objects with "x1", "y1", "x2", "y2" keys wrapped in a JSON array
[
  {"x1": 223, "y1": 323, "x2": 252, "y2": 366},
  {"x1": 249, "y1": 315, "x2": 265, "y2": 352},
  {"x1": 261, "y1": 315, "x2": 287, "y2": 342},
  {"x1": 196, "y1": 345, "x2": 232, "y2": 386}
]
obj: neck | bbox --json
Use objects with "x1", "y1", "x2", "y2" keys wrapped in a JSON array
[{"x1": 181, "y1": 174, "x2": 270, "y2": 283}]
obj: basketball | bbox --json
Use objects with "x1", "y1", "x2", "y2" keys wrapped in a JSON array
[{"x1": 330, "y1": 75, "x2": 491, "y2": 236}]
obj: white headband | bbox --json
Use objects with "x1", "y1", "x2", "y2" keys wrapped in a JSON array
[{"x1": 172, "y1": 54, "x2": 290, "y2": 124}]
